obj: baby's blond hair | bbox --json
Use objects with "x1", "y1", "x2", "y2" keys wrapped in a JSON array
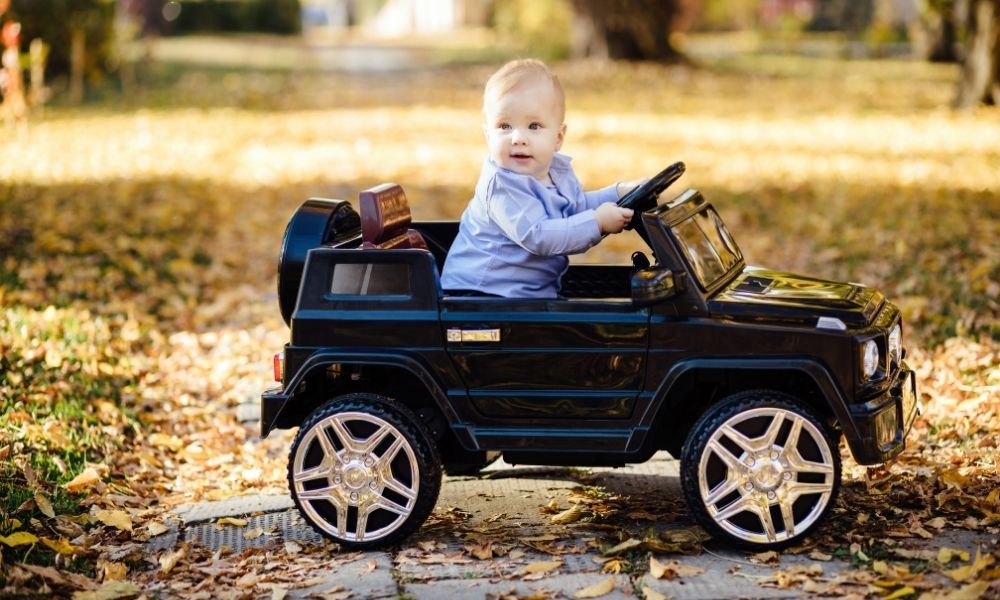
[{"x1": 483, "y1": 58, "x2": 565, "y2": 121}]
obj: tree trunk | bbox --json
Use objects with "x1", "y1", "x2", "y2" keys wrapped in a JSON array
[
  {"x1": 568, "y1": 0, "x2": 692, "y2": 62},
  {"x1": 69, "y1": 28, "x2": 85, "y2": 104},
  {"x1": 954, "y1": 0, "x2": 999, "y2": 108}
]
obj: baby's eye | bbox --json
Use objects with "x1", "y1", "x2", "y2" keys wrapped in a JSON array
[
  {"x1": 529, "y1": 122, "x2": 542, "y2": 130},
  {"x1": 499, "y1": 123, "x2": 511, "y2": 130}
]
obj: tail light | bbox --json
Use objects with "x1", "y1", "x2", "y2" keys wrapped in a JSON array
[{"x1": 273, "y1": 352, "x2": 284, "y2": 382}]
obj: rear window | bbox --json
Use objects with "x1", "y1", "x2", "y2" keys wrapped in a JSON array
[{"x1": 330, "y1": 263, "x2": 411, "y2": 297}]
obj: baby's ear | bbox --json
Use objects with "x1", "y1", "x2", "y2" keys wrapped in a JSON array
[{"x1": 556, "y1": 123, "x2": 566, "y2": 150}]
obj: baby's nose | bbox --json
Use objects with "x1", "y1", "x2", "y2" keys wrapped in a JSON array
[{"x1": 511, "y1": 128, "x2": 527, "y2": 143}]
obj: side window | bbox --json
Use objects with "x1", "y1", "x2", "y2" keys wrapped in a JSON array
[{"x1": 330, "y1": 263, "x2": 411, "y2": 297}]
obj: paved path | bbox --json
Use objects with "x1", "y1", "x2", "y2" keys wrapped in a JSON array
[{"x1": 150, "y1": 453, "x2": 997, "y2": 599}]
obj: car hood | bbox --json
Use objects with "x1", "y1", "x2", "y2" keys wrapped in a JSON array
[{"x1": 708, "y1": 267, "x2": 884, "y2": 329}]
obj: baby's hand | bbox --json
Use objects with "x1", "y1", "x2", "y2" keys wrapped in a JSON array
[{"x1": 596, "y1": 203, "x2": 635, "y2": 234}]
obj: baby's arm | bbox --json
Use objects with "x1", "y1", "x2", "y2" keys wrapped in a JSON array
[
  {"x1": 488, "y1": 179, "x2": 602, "y2": 256},
  {"x1": 595, "y1": 203, "x2": 634, "y2": 234}
]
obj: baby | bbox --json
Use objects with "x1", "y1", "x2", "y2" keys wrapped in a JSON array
[{"x1": 440, "y1": 58, "x2": 641, "y2": 298}]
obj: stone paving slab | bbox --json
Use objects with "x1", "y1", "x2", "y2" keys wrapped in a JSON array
[{"x1": 155, "y1": 453, "x2": 1000, "y2": 599}]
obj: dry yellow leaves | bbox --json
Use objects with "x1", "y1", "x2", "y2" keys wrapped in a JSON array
[
  {"x1": 0, "y1": 531, "x2": 39, "y2": 547},
  {"x1": 574, "y1": 576, "x2": 615, "y2": 598},
  {"x1": 72, "y1": 580, "x2": 141, "y2": 600},
  {"x1": 64, "y1": 468, "x2": 102, "y2": 494},
  {"x1": 158, "y1": 546, "x2": 187, "y2": 576},
  {"x1": 649, "y1": 556, "x2": 704, "y2": 580},
  {"x1": 943, "y1": 548, "x2": 994, "y2": 582},
  {"x1": 215, "y1": 517, "x2": 249, "y2": 527},
  {"x1": 641, "y1": 584, "x2": 670, "y2": 600},
  {"x1": 101, "y1": 561, "x2": 128, "y2": 581},
  {"x1": 94, "y1": 509, "x2": 133, "y2": 532},
  {"x1": 40, "y1": 537, "x2": 76, "y2": 555},
  {"x1": 149, "y1": 433, "x2": 185, "y2": 452},
  {"x1": 551, "y1": 503, "x2": 586, "y2": 525},
  {"x1": 146, "y1": 521, "x2": 170, "y2": 537},
  {"x1": 33, "y1": 492, "x2": 55, "y2": 519},
  {"x1": 881, "y1": 586, "x2": 917, "y2": 600},
  {"x1": 522, "y1": 560, "x2": 563, "y2": 575}
]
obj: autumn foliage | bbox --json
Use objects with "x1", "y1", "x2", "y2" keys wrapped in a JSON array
[{"x1": 0, "y1": 48, "x2": 998, "y2": 596}]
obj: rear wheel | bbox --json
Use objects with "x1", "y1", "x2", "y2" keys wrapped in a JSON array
[
  {"x1": 287, "y1": 393, "x2": 441, "y2": 549},
  {"x1": 680, "y1": 390, "x2": 841, "y2": 549}
]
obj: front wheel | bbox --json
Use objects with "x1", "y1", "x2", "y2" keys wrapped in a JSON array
[
  {"x1": 287, "y1": 393, "x2": 442, "y2": 549},
  {"x1": 680, "y1": 391, "x2": 841, "y2": 549}
]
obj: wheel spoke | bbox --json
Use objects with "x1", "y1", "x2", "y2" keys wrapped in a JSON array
[
  {"x1": 762, "y1": 412, "x2": 786, "y2": 447},
  {"x1": 713, "y1": 494, "x2": 754, "y2": 521},
  {"x1": 297, "y1": 485, "x2": 336, "y2": 502},
  {"x1": 354, "y1": 508, "x2": 369, "y2": 541},
  {"x1": 704, "y1": 476, "x2": 742, "y2": 508},
  {"x1": 780, "y1": 498, "x2": 797, "y2": 538},
  {"x1": 381, "y1": 475, "x2": 418, "y2": 503},
  {"x1": 706, "y1": 438, "x2": 744, "y2": 471},
  {"x1": 786, "y1": 450, "x2": 835, "y2": 475},
  {"x1": 376, "y1": 435, "x2": 405, "y2": 469},
  {"x1": 372, "y1": 494, "x2": 411, "y2": 516},
  {"x1": 362, "y1": 423, "x2": 394, "y2": 455},
  {"x1": 719, "y1": 424, "x2": 757, "y2": 455},
  {"x1": 784, "y1": 419, "x2": 803, "y2": 454},
  {"x1": 293, "y1": 464, "x2": 329, "y2": 484},
  {"x1": 753, "y1": 502, "x2": 779, "y2": 542},
  {"x1": 315, "y1": 423, "x2": 341, "y2": 463},
  {"x1": 328, "y1": 417, "x2": 361, "y2": 454},
  {"x1": 785, "y1": 480, "x2": 833, "y2": 500}
]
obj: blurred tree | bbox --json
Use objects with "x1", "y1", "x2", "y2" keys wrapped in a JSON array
[
  {"x1": 567, "y1": 0, "x2": 698, "y2": 61},
  {"x1": 7, "y1": 0, "x2": 114, "y2": 89},
  {"x1": 954, "y1": 0, "x2": 999, "y2": 107}
]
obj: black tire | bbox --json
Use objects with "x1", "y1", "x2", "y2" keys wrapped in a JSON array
[
  {"x1": 680, "y1": 390, "x2": 841, "y2": 550},
  {"x1": 287, "y1": 393, "x2": 442, "y2": 549}
]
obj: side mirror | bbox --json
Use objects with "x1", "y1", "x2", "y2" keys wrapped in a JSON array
[{"x1": 631, "y1": 267, "x2": 679, "y2": 306}]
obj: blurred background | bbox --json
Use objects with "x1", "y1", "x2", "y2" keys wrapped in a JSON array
[{"x1": 0, "y1": 0, "x2": 997, "y2": 579}]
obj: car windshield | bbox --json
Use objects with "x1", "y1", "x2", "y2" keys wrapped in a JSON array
[{"x1": 671, "y1": 207, "x2": 742, "y2": 290}]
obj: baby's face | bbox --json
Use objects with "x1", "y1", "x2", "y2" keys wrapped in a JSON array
[{"x1": 483, "y1": 77, "x2": 566, "y2": 183}]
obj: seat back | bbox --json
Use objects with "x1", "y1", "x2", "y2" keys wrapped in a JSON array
[{"x1": 359, "y1": 183, "x2": 428, "y2": 250}]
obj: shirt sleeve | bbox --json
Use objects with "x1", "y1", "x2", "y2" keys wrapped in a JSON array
[
  {"x1": 486, "y1": 174, "x2": 602, "y2": 256},
  {"x1": 583, "y1": 183, "x2": 620, "y2": 210}
]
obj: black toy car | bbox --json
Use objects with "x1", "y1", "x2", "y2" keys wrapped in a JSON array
[{"x1": 261, "y1": 163, "x2": 919, "y2": 550}]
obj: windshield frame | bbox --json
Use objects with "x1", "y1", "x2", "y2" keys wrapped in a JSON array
[{"x1": 654, "y1": 190, "x2": 745, "y2": 296}]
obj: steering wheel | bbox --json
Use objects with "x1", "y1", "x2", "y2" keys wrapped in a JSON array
[{"x1": 616, "y1": 161, "x2": 686, "y2": 229}]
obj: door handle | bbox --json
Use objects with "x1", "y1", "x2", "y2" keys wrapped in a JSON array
[{"x1": 447, "y1": 328, "x2": 501, "y2": 343}]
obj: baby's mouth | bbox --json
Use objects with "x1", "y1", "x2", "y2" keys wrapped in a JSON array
[{"x1": 510, "y1": 152, "x2": 532, "y2": 160}]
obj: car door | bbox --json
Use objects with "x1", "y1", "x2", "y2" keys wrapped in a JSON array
[{"x1": 440, "y1": 295, "x2": 649, "y2": 451}]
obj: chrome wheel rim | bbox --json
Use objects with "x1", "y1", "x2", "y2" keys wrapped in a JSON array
[
  {"x1": 292, "y1": 411, "x2": 419, "y2": 543},
  {"x1": 697, "y1": 407, "x2": 836, "y2": 545}
]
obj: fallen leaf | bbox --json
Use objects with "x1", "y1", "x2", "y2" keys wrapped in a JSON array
[
  {"x1": 523, "y1": 560, "x2": 563, "y2": 575},
  {"x1": 64, "y1": 468, "x2": 101, "y2": 494},
  {"x1": 72, "y1": 581, "x2": 140, "y2": 600},
  {"x1": 159, "y1": 546, "x2": 186, "y2": 575},
  {"x1": 574, "y1": 576, "x2": 615, "y2": 598},
  {"x1": 0, "y1": 531, "x2": 39, "y2": 547},
  {"x1": 808, "y1": 550, "x2": 832, "y2": 561},
  {"x1": 465, "y1": 541, "x2": 494, "y2": 560},
  {"x1": 881, "y1": 586, "x2": 916, "y2": 600},
  {"x1": 749, "y1": 551, "x2": 780, "y2": 565},
  {"x1": 641, "y1": 584, "x2": 669, "y2": 600},
  {"x1": 40, "y1": 537, "x2": 76, "y2": 555},
  {"x1": 101, "y1": 562, "x2": 127, "y2": 582},
  {"x1": 215, "y1": 517, "x2": 248, "y2": 527},
  {"x1": 244, "y1": 527, "x2": 264, "y2": 540},
  {"x1": 603, "y1": 538, "x2": 642, "y2": 556},
  {"x1": 649, "y1": 556, "x2": 705, "y2": 580},
  {"x1": 551, "y1": 503, "x2": 586, "y2": 525},
  {"x1": 147, "y1": 521, "x2": 170, "y2": 536},
  {"x1": 94, "y1": 509, "x2": 133, "y2": 532},
  {"x1": 943, "y1": 548, "x2": 994, "y2": 582},
  {"x1": 34, "y1": 491, "x2": 56, "y2": 518}
]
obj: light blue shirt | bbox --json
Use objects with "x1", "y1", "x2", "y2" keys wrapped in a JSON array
[{"x1": 441, "y1": 153, "x2": 620, "y2": 298}]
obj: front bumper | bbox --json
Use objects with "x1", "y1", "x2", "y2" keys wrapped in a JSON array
[{"x1": 846, "y1": 361, "x2": 919, "y2": 465}]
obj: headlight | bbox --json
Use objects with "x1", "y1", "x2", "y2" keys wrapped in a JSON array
[
  {"x1": 888, "y1": 324, "x2": 902, "y2": 366},
  {"x1": 861, "y1": 340, "x2": 879, "y2": 379}
]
